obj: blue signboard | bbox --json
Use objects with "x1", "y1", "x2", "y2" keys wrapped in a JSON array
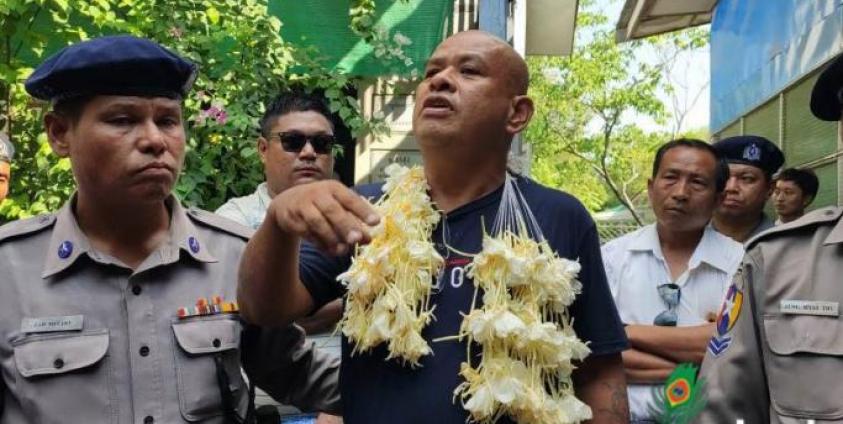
[{"x1": 711, "y1": 0, "x2": 843, "y2": 132}]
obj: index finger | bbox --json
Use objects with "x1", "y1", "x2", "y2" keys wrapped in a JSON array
[{"x1": 332, "y1": 187, "x2": 380, "y2": 227}]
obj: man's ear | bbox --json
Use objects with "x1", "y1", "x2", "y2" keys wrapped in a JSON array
[
  {"x1": 506, "y1": 95, "x2": 534, "y2": 135},
  {"x1": 646, "y1": 178, "x2": 655, "y2": 204},
  {"x1": 765, "y1": 179, "x2": 775, "y2": 200},
  {"x1": 44, "y1": 112, "x2": 72, "y2": 158},
  {"x1": 257, "y1": 136, "x2": 269, "y2": 165}
]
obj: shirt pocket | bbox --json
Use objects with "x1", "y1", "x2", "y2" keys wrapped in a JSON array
[
  {"x1": 12, "y1": 329, "x2": 116, "y2": 423},
  {"x1": 764, "y1": 315, "x2": 843, "y2": 420},
  {"x1": 171, "y1": 316, "x2": 248, "y2": 422}
]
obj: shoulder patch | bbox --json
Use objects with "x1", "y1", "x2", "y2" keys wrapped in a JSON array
[
  {"x1": 0, "y1": 214, "x2": 56, "y2": 243},
  {"x1": 186, "y1": 208, "x2": 255, "y2": 240},
  {"x1": 746, "y1": 207, "x2": 842, "y2": 249},
  {"x1": 707, "y1": 268, "x2": 746, "y2": 357}
]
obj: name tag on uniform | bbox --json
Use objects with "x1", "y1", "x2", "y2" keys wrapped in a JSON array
[
  {"x1": 21, "y1": 315, "x2": 84, "y2": 333},
  {"x1": 780, "y1": 300, "x2": 839, "y2": 317}
]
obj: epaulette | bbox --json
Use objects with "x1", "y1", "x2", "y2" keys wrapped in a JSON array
[
  {"x1": 746, "y1": 206, "x2": 842, "y2": 249},
  {"x1": 186, "y1": 207, "x2": 254, "y2": 240},
  {"x1": 0, "y1": 214, "x2": 56, "y2": 244}
]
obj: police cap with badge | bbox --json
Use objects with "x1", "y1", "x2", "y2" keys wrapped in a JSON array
[
  {"x1": 0, "y1": 132, "x2": 13, "y2": 164},
  {"x1": 712, "y1": 135, "x2": 785, "y2": 178},
  {"x1": 24, "y1": 35, "x2": 197, "y2": 102},
  {"x1": 811, "y1": 52, "x2": 843, "y2": 121}
]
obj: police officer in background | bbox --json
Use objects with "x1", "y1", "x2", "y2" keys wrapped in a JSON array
[
  {"x1": 0, "y1": 132, "x2": 13, "y2": 205},
  {"x1": 711, "y1": 135, "x2": 784, "y2": 243},
  {"x1": 0, "y1": 36, "x2": 339, "y2": 423},
  {"x1": 696, "y1": 52, "x2": 843, "y2": 423}
]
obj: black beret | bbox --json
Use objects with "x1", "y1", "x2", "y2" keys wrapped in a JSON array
[
  {"x1": 25, "y1": 35, "x2": 197, "y2": 102},
  {"x1": 0, "y1": 133, "x2": 12, "y2": 163},
  {"x1": 811, "y1": 53, "x2": 843, "y2": 121},
  {"x1": 713, "y1": 135, "x2": 784, "y2": 176}
]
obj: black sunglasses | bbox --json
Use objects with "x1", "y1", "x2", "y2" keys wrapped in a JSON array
[
  {"x1": 271, "y1": 132, "x2": 336, "y2": 155},
  {"x1": 654, "y1": 283, "x2": 681, "y2": 326}
]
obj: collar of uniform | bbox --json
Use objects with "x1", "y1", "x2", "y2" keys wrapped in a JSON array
[
  {"x1": 42, "y1": 196, "x2": 216, "y2": 278},
  {"x1": 627, "y1": 223, "x2": 735, "y2": 274},
  {"x1": 169, "y1": 197, "x2": 217, "y2": 264},
  {"x1": 42, "y1": 197, "x2": 96, "y2": 278},
  {"x1": 824, "y1": 212, "x2": 843, "y2": 245}
]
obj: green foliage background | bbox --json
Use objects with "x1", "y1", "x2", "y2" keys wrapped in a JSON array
[
  {"x1": 0, "y1": 0, "x2": 382, "y2": 220},
  {"x1": 526, "y1": 3, "x2": 708, "y2": 221}
]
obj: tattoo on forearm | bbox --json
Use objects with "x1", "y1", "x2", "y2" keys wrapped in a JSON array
[{"x1": 593, "y1": 381, "x2": 629, "y2": 424}]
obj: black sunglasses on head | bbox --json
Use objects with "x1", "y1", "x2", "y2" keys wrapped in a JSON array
[{"x1": 271, "y1": 132, "x2": 336, "y2": 155}]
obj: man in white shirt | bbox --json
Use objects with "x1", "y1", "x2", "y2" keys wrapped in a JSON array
[{"x1": 601, "y1": 138, "x2": 744, "y2": 423}]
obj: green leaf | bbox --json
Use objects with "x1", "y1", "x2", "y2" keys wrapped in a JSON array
[
  {"x1": 240, "y1": 146, "x2": 257, "y2": 158},
  {"x1": 53, "y1": 0, "x2": 69, "y2": 12},
  {"x1": 206, "y1": 7, "x2": 220, "y2": 25}
]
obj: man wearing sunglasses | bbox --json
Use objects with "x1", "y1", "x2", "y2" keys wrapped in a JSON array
[
  {"x1": 601, "y1": 139, "x2": 744, "y2": 423},
  {"x1": 216, "y1": 90, "x2": 342, "y2": 424},
  {"x1": 216, "y1": 91, "x2": 337, "y2": 230},
  {"x1": 697, "y1": 51, "x2": 843, "y2": 424}
]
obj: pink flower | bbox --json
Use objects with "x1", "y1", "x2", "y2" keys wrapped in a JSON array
[
  {"x1": 215, "y1": 110, "x2": 228, "y2": 125},
  {"x1": 199, "y1": 103, "x2": 227, "y2": 126},
  {"x1": 168, "y1": 27, "x2": 184, "y2": 39}
]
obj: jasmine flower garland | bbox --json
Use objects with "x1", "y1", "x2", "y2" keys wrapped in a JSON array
[
  {"x1": 454, "y1": 174, "x2": 592, "y2": 424},
  {"x1": 337, "y1": 164, "x2": 443, "y2": 367},
  {"x1": 338, "y1": 165, "x2": 591, "y2": 423}
]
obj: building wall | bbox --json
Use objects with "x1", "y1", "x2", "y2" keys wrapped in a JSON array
[
  {"x1": 713, "y1": 66, "x2": 842, "y2": 210},
  {"x1": 710, "y1": 0, "x2": 843, "y2": 133}
]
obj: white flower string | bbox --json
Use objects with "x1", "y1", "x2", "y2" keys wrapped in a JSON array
[
  {"x1": 454, "y1": 172, "x2": 592, "y2": 424},
  {"x1": 338, "y1": 165, "x2": 591, "y2": 423},
  {"x1": 337, "y1": 164, "x2": 443, "y2": 367}
]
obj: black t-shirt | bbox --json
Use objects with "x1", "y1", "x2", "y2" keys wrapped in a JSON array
[{"x1": 300, "y1": 176, "x2": 628, "y2": 424}]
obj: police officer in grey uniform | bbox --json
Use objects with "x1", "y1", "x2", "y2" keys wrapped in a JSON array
[
  {"x1": 0, "y1": 35, "x2": 339, "y2": 424},
  {"x1": 711, "y1": 135, "x2": 784, "y2": 243},
  {"x1": 696, "y1": 52, "x2": 843, "y2": 423}
]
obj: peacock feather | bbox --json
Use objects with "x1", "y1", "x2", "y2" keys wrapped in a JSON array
[{"x1": 649, "y1": 363, "x2": 707, "y2": 424}]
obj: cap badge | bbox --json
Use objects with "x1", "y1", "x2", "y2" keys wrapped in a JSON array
[{"x1": 743, "y1": 143, "x2": 761, "y2": 162}]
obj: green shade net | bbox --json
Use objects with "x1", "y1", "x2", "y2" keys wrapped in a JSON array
[{"x1": 269, "y1": 0, "x2": 453, "y2": 76}]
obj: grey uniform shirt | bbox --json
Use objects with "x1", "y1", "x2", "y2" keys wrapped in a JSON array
[
  {"x1": 0, "y1": 197, "x2": 339, "y2": 423},
  {"x1": 697, "y1": 207, "x2": 843, "y2": 423}
]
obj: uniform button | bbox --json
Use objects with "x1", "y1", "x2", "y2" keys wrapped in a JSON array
[
  {"x1": 57, "y1": 241, "x2": 74, "y2": 259},
  {"x1": 143, "y1": 415, "x2": 154, "y2": 424},
  {"x1": 212, "y1": 338, "x2": 221, "y2": 348},
  {"x1": 53, "y1": 358, "x2": 64, "y2": 369},
  {"x1": 188, "y1": 236, "x2": 200, "y2": 254},
  {"x1": 131, "y1": 285, "x2": 142, "y2": 295},
  {"x1": 139, "y1": 345, "x2": 150, "y2": 357}
]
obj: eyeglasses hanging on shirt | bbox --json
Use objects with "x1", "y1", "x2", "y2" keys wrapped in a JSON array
[{"x1": 654, "y1": 283, "x2": 681, "y2": 326}]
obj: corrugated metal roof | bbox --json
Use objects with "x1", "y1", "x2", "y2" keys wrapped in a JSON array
[{"x1": 615, "y1": 0, "x2": 717, "y2": 42}]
